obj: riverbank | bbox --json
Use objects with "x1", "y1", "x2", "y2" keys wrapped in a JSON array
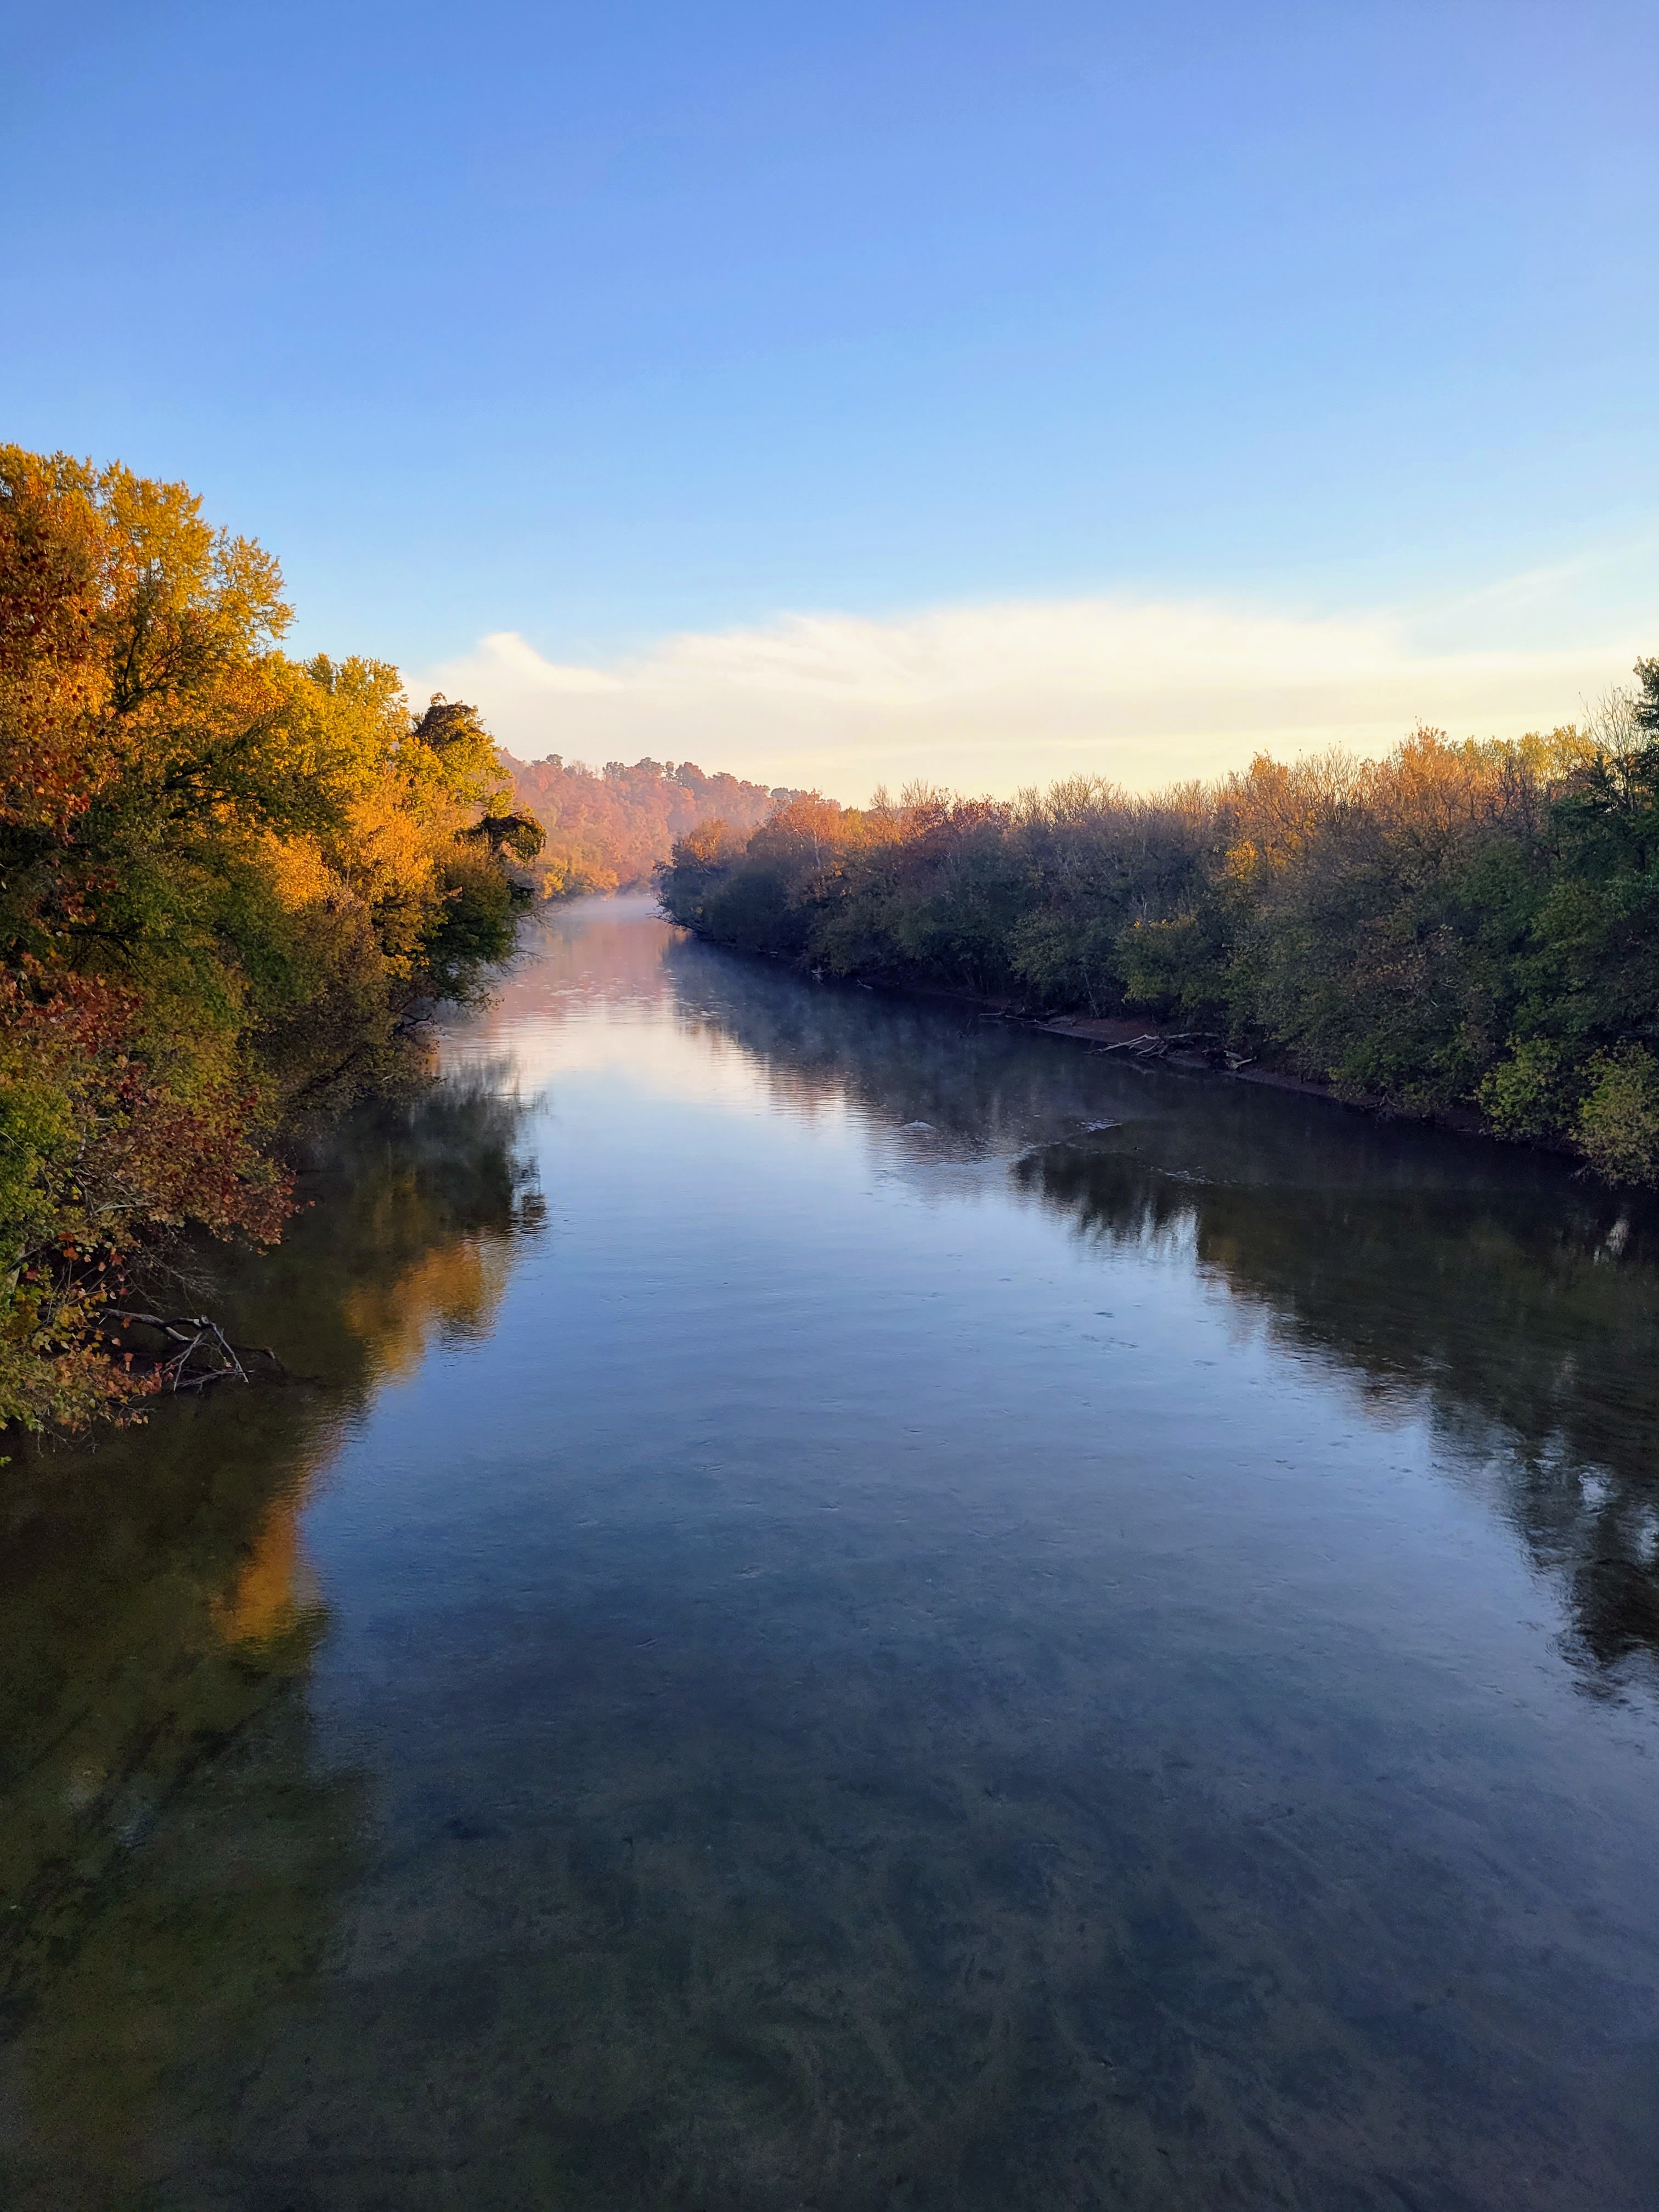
[
  {"x1": 1015, "y1": 1003, "x2": 1498, "y2": 1131},
  {"x1": 682, "y1": 932, "x2": 1527, "y2": 1148},
  {"x1": 656, "y1": 734, "x2": 1659, "y2": 1190}
]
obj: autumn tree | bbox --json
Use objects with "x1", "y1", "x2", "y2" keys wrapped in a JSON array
[{"x1": 0, "y1": 448, "x2": 535, "y2": 1433}]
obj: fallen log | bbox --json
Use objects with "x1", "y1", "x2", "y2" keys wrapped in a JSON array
[{"x1": 100, "y1": 1311, "x2": 284, "y2": 1393}]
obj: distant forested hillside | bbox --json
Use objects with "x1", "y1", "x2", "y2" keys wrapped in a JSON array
[
  {"x1": 505, "y1": 752, "x2": 800, "y2": 895},
  {"x1": 659, "y1": 685, "x2": 1659, "y2": 1187}
]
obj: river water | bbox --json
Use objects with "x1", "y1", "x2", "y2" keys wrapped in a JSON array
[{"x1": 4, "y1": 896, "x2": 1659, "y2": 2210}]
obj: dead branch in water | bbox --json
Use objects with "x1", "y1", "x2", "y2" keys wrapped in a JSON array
[{"x1": 100, "y1": 1311, "x2": 285, "y2": 1393}]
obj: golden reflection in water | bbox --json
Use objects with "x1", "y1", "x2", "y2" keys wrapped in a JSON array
[
  {"x1": 211, "y1": 1489, "x2": 323, "y2": 1649},
  {"x1": 0, "y1": 1077, "x2": 541, "y2": 2209},
  {"x1": 341, "y1": 1233, "x2": 515, "y2": 1384}
]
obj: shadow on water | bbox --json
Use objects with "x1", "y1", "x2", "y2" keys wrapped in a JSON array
[
  {"x1": 0, "y1": 1076, "x2": 543, "y2": 2208},
  {"x1": 662, "y1": 930, "x2": 1659, "y2": 1690}
]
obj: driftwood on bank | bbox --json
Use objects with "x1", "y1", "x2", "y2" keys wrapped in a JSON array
[
  {"x1": 1096, "y1": 1029, "x2": 1220, "y2": 1059},
  {"x1": 99, "y1": 1311, "x2": 284, "y2": 1394},
  {"x1": 1082, "y1": 1028, "x2": 1264, "y2": 1074}
]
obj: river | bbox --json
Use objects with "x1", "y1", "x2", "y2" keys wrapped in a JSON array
[{"x1": 4, "y1": 895, "x2": 1658, "y2": 2210}]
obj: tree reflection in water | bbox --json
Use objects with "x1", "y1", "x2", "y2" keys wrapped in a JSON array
[
  {"x1": 664, "y1": 929, "x2": 1659, "y2": 1686},
  {"x1": 0, "y1": 1075, "x2": 543, "y2": 2207},
  {"x1": 1018, "y1": 1134, "x2": 1659, "y2": 1678}
]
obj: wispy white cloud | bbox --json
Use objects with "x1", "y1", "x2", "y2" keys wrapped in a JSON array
[{"x1": 405, "y1": 592, "x2": 1644, "y2": 801}]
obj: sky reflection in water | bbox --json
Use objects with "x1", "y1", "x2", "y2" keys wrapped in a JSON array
[{"x1": 4, "y1": 895, "x2": 1658, "y2": 2211}]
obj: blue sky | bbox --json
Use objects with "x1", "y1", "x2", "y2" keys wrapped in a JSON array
[{"x1": 8, "y1": 2, "x2": 1658, "y2": 791}]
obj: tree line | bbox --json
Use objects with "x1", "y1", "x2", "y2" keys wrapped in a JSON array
[
  {"x1": 658, "y1": 686, "x2": 1659, "y2": 1186},
  {"x1": 0, "y1": 447, "x2": 544, "y2": 1434}
]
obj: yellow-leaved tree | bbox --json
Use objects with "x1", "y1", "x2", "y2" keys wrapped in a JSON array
[{"x1": 0, "y1": 446, "x2": 541, "y2": 1434}]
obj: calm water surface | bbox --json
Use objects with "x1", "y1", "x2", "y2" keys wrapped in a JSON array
[{"x1": 5, "y1": 896, "x2": 1659, "y2": 2209}]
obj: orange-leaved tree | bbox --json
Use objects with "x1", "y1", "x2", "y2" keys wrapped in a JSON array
[{"x1": 0, "y1": 447, "x2": 538, "y2": 1434}]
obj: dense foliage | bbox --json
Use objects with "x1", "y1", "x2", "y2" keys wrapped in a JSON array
[
  {"x1": 506, "y1": 751, "x2": 798, "y2": 895},
  {"x1": 659, "y1": 689, "x2": 1659, "y2": 1186},
  {"x1": 0, "y1": 447, "x2": 539, "y2": 1434}
]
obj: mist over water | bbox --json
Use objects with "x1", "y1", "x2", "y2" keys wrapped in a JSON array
[{"x1": 4, "y1": 895, "x2": 1657, "y2": 2210}]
